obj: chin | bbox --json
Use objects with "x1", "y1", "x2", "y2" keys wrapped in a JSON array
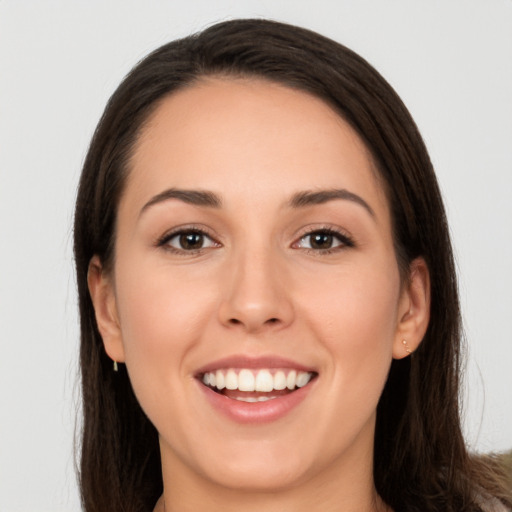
[
  {"x1": 184, "y1": 428, "x2": 338, "y2": 494},
  {"x1": 200, "y1": 455, "x2": 311, "y2": 492}
]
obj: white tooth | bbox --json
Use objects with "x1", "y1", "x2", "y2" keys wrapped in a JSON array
[
  {"x1": 273, "y1": 371, "x2": 287, "y2": 390},
  {"x1": 255, "y1": 369, "x2": 273, "y2": 392},
  {"x1": 208, "y1": 372, "x2": 216, "y2": 387},
  {"x1": 238, "y1": 369, "x2": 255, "y2": 391},
  {"x1": 286, "y1": 370, "x2": 297, "y2": 390},
  {"x1": 225, "y1": 369, "x2": 238, "y2": 390},
  {"x1": 202, "y1": 373, "x2": 210, "y2": 386},
  {"x1": 257, "y1": 396, "x2": 271, "y2": 402},
  {"x1": 215, "y1": 370, "x2": 225, "y2": 390},
  {"x1": 235, "y1": 396, "x2": 258, "y2": 402},
  {"x1": 296, "y1": 371, "x2": 312, "y2": 388}
]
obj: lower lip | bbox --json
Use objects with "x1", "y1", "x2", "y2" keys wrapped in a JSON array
[{"x1": 197, "y1": 380, "x2": 315, "y2": 424}]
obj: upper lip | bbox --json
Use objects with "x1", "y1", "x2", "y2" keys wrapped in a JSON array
[{"x1": 194, "y1": 355, "x2": 317, "y2": 376}]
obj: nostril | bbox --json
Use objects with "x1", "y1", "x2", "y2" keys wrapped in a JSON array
[{"x1": 227, "y1": 317, "x2": 279, "y2": 327}]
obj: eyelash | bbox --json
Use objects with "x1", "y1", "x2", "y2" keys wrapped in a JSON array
[
  {"x1": 156, "y1": 226, "x2": 220, "y2": 255},
  {"x1": 293, "y1": 226, "x2": 355, "y2": 255},
  {"x1": 156, "y1": 226, "x2": 355, "y2": 255}
]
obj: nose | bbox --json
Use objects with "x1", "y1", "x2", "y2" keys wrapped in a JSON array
[{"x1": 218, "y1": 247, "x2": 294, "y2": 334}]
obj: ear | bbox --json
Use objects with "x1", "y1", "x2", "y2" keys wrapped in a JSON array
[
  {"x1": 87, "y1": 255, "x2": 125, "y2": 363},
  {"x1": 393, "y1": 257, "x2": 431, "y2": 359}
]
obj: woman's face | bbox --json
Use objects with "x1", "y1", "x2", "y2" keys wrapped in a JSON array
[{"x1": 92, "y1": 78, "x2": 426, "y2": 493}]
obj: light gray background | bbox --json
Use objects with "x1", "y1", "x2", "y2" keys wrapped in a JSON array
[{"x1": 1, "y1": 1, "x2": 511, "y2": 510}]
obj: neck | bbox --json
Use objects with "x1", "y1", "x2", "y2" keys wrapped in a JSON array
[{"x1": 156, "y1": 486, "x2": 389, "y2": 512}]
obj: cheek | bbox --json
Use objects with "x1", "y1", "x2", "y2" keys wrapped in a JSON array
[
  {"x1": 113, "y1": 259, "x2": 217, "y2": 402},
  {"x1": 304, "y1": 256, "x2": 399, "y2": 328},
  {"x1": 116, "y1": 255, "x2": 216, "y2": 339},
  {"x1": 297, "y1": 259, "x2": 400, "y2": 397},
  {"x1": 112, "y1": 261, "x2": 230, "y2": 459}
]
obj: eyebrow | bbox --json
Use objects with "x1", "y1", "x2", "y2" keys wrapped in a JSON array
[
  {"x1": 288, "y1": 189, "x2": 375, "y2": 217},
  {"x1": 139, "y1": 187, "x2": 375, "y2": 219},
  {"x1": 140, "y1": 188, "x2": 222, "y2": 216}
]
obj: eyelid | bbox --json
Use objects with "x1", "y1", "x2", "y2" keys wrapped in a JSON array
[
  {"x1": 291, "y1": 224, "x2": 355, "y2": 252},
  {"x1": 154, "y1": 223, "x2": 354, "y2": 255},
  {"x1": 156, "y1": 224, "x2": 222, "y2": 252}
]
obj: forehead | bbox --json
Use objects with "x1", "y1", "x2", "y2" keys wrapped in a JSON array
[{"x1": 123, "y1": 77, "x2": 389, "y2": 220}]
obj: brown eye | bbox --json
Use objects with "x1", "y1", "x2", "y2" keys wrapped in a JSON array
[
  {"x1": 163, "y1": 230, "x2": 218, "y2": 252},
  {"x1": 179, "y1": 232, "x2": 205, "y2": 250},
  {"x1": 309, "y1": 232, "x2": 334, "y2": 249},
  {"x1": 295, "y1": 229, "x2": 353, "y2": 252}
]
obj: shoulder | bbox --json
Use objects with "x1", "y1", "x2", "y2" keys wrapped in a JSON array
[{"x1": 479, "y1": 497, "x2": 510, "y2": 512}]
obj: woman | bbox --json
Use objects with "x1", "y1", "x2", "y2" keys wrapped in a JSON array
[{"x1": 74, "y1": 19, "x2": 511, "y2": 512}]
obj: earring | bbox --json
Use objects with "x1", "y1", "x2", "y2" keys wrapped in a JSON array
[
  {"x1": 113, "y1": 360, "x2": 119, "y2": 372},
  {"x1": 402, "y1": 339, "x2": 412, "y2": 355}
]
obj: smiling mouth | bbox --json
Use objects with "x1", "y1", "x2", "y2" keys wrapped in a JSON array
[{"x1": 199, "y1": 368, "x2": 317, "y2": 402}]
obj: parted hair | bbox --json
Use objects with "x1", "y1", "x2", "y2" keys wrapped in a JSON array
[{"x1": 74, "y1": 18, "x2": 511, "y2": 512}]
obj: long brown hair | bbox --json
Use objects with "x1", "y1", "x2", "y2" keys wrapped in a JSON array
[{"x1": 74, "y1": 18, "x2": 511, "y2": 512}]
